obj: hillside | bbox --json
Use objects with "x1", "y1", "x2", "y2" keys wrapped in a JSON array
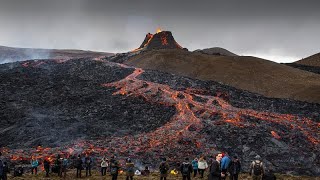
[
  {"x1": 124, "y1": 49, "x2": 320, "y2": 103},
  {"x1": 0, "y1": 45, "x2": 113, "y2": 64},
  {"x1": 194, "y1": 47, "x2": 238, "y2": 56},
  {"x1": 295, "y1": 53, "x2": 320, "y2": 67}
]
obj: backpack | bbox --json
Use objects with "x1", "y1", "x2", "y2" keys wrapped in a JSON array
[
  {"x1": 110, "y1": 161, "x2": 118, "y2": 174},
  {"x1": 159, "y1": 162, "x2": 167, "y2": 174},
  {"x1": 63, "y1": 159, "x2": 68, "y2": 167},
  {"x1": 182, "y1": 163, "x2": 189, "y2": 175},
  {"x1": 253, "y1": 161, "x2": 262, "y2": 175},
  {"x1": 110, "y1": 167, "x2": 118, "y2": 174},
  {"x1": 127, "y1": 165, "x2": 134, "y2": 173}
]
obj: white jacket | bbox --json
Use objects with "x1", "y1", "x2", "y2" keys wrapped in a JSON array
[
  {"x1": 198, "y1": 160, "x2": 208, "y2": 169},
  {"x1": 101, "y1": 159, "x2": 108, "y2": 168}
]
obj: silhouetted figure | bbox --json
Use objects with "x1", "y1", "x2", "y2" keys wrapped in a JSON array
[
  {"x1": 141, "y1": 166, "x2": 150, "y2": 176},
  {"x1": 159, "y1": 157, "x2": 169, "y2": 180},
  {"x1": 110, "y1": 155, "x2": 120, "y2": 180},
  {"x1": 180, "y1": 157, "x2": 193, "y2": 180},
  {"x1": 125, "y1": 158, "x2": 134, "y2": 180},
  {"x1": 61, "y1": 156, "x2": 68, "y2": 178},
  {"x1": 85, "y1": 155, "x2": 93, "y2": 177},
  {"x1": 76, "y1": 155, "x2": 83, "y2": 178},
  {"x1": 13, "y1": 165, "x2": 24, "y2": 177},
  {"x1": 229, "y1": 156, "x2": 241, "y2": 180},
  {"x1": 43, "y1": 158, "x2": 50, "y2": 177}
]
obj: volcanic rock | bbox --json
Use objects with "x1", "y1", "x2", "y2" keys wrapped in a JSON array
[{"x1": 137, "y1": 31, "x2": 183, "y2": 50}]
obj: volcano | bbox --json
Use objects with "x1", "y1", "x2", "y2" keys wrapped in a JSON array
[{"x1": 135, "y1": 29, "x2": 184, "y2": 51}]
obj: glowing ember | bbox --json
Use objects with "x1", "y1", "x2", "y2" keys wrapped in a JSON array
[{"x1": 156, "y1": 27, "x2": 162, "y2": 33}]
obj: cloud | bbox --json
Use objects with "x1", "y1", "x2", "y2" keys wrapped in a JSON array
[{"x1": 0, "y1": 0, "x2": 319, "y2": 62}]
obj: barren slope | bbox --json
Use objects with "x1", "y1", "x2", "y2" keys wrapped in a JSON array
[
  {"x1": 295, "y1": 53, "x2": 320, "y2": 67},
  {"x1": 125, "y1": 49, "x2": 320, "y2": 103}
]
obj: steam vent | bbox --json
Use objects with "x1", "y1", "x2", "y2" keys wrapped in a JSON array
[{"x1": 137, "y1": 28, "x2": 184, "y2": 50}]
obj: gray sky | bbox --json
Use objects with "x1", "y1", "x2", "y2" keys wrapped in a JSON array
[{"x1": 0, "y1": 0, "x2": 319, "y2": 63}]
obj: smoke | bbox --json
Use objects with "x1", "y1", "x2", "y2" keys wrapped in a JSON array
[{"x1": 0, "y1": 47, "x2": 51, "y2": 64}]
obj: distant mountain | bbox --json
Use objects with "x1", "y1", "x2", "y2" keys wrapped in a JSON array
[
  {"x1": 294, "y1": 52, "x2": 320, "y2": 67},
  {"x1": 0, "y1": 45, "x2": 113, "y2": 64},
  {"x1": 122, "y1": 49, "x2": 320, "y2": 103},
  {"x1": 194, "y1": 47, "x2": 238, "y2": 56}
]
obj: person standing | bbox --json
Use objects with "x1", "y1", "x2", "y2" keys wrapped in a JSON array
[
  {"x1": 191, "y1": 157, "x2": 198, "y2": 177},
  {"x1": 249, "y1": 155, "x2": 265, "y2": 180},
  {"x1": 159, "y1": 157, "x2": 170, "y2": 180},
  {"x1": 220, "y1": 153, "x2": 231, "y2": 179},
  {"x1": 101, "y1": 157, "x2": 108, "y2": 176},
  {"x1": 180, "y1": 157, "x2": 193, "y2": 180},
  {"x1": 30, "y1": 156, "x2": 39, "y2": 175},
  {"x1": 43, "y1": 158, "x2": 50, "y2": 177},
  {"x1": 208, "y1": 153, "x2": 224, "y2": 180},
  {"x1": 61, "y1": 156, "x2": 68, "y2": 178},
  {"x1": 125, "y1": 158, "x2": 135, "y2": 180},
  {"x1": 197, "y1": 156, "x2": 208, "y2": 178},
  {"x1": 110, "y1": 155, "x2": 120, "y2": 180},
  {"x1": 0, "y1": 153, "x2": 4, "y2": 180},
  {"x1": 229, "y1": 156, "x2": 241, "y2": 180},
  {"x1": 2, "y1": 162, "x2": 9, "y2": 180},
  {"x1": 75, "y1": 155, "x2": 83, "y2": 178},
  {"x1": 85, "y1": 155, "x2": 93, "y2": 177}
]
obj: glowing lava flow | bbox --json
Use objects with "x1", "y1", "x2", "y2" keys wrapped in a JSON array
[{"x1": 101, "y1": 66, "x2": 320, "y2": 150}]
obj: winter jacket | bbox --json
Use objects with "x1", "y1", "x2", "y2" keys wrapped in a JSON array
[
  {"x1": 180, "y1": 162, "x2": 193, "y2": 176},
  {"x1": 44, "y1": 160, "x2": 50, "y2": 169},
  {"x1": 31, "y1": 160, "x2": 39, "y2": 167},
  {"x1": 220, "y1": 156, "x2": 231, "y2": 172},
  {"x1": 198, "y1": 159, "x2": 208, "y2": 170},
  {"x1": 126, "y1": 162, "x2": 135, "y2": 176},
  {"x1": 159, "y1": 161, "x2": 170, "y2": 177},
  {"x1": 208, "y1": 160, "x2": 221, "y2": 180},
  {"x1": 191, "y1": 160, "x2": 198, "y2": 169},
  {"x1": 229, "y1": 160, "x2": 241, "y2": 175},
  {"x1": 76, "y1": 158, "x2": 83, "y2": 169},
  {"x1": 110, "y1": 159, "x2": 120, "y2": 175},
  {"x1": 101, "y1": 159, "x2": 108, "y2": 168}
]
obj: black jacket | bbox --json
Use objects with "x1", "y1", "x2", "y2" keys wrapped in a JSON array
[
  {"x1": 229, "y1": 160, "x2": 241, "y2": 174},
  {"x1": 208, "y1": 160, "x2": 221, "y2": 180}
]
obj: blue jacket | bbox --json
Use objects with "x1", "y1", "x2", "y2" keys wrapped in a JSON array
[
  {"x1": 220, "y1": 156, "x2": 231, "y2": 171},
  {"x1": 191, "y1": 160, "x2": 198, "y2": 169},
  {"x1": 31, "y1": 160, "x2": 39, "y2": 167}
]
